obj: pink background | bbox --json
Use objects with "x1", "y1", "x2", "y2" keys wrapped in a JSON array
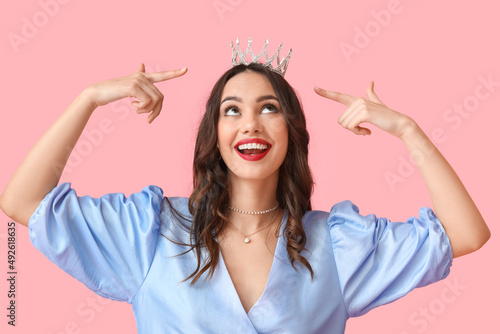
[{"x1": 1, "y1": 0, "x2": 499, "y2": 333}]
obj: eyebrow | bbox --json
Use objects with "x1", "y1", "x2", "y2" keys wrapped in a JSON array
[{"x1": 220, "y1": 95, "x2": 279, "y2": 105}]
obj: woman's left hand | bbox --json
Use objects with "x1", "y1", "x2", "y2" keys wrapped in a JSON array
[
  {"x1": 314, "y1": 82, "x2": 414, "y2": 138},
  {"x1": 315, "y1": 82, "x2": 490, "y2": 258}
]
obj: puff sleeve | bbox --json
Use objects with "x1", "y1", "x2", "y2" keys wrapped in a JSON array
[
  {"x1": 328, "y1": 200, "x2": 453, "y2": 318},
  {"x1": 28, "y1": 182, "x2": 164, "y2": 303}
]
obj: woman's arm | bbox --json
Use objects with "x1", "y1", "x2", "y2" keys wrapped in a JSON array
[
  {"x1": 0, "y1": 64, "x2": 187, "y2": 227},
  {"x1": 314, "y1": 82, "x2": 490, "y2": 258},
  {"x1": 398, "y1": 122, "x2": 490, "y2": 257}
]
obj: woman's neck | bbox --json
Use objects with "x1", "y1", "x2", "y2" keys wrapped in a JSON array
[{"x1": 227, "y1": 174, "x2": 280, "y2": 233}]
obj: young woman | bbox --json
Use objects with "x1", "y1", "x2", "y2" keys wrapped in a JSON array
[{"x1": 0, "y1": 39, "x2": 490, "y2": 333}]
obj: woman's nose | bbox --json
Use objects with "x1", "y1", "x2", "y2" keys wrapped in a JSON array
[{"x1": 240, "y1": 111, "x2": 263, "y2": 134}]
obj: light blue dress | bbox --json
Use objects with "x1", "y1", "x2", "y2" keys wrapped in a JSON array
[{"x1": 29, "y1": 182, "x2": 453, "y2": 334}]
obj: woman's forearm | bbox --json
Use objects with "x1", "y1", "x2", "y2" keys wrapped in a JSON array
[
  {"x1": 399, "y1": 120, "x2": 491, "y2": 257},
  {"x1": 314, "y1": 83, "x2": 490, "y2": 258},
  {"x1": 0, "y1": 65, "x2": 187, "y2": 227},
  {"x1": 0, "y1": 89, "x2": 97, "y2": 226}
]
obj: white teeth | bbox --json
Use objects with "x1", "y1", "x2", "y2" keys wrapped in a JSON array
[{"x1": 237, "y1": 143, "x2": 269, "y2": 150}]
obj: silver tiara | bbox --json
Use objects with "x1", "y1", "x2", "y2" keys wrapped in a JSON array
[{"x1": 230, "y1": 37, "x2": 292, "y2": 77}]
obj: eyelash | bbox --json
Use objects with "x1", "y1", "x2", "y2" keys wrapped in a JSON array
[{"x1": 223, "y1": 104, "x2": 279, "y2": 116}]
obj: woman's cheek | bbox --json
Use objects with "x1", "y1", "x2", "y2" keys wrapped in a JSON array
[{"x1": 268, "y1": 117, "x2": 287, "y2": 133}]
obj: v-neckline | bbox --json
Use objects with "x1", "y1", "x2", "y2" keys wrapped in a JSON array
[{"x1": 218, "y1": 210, "x2": 288, "y2": 316}]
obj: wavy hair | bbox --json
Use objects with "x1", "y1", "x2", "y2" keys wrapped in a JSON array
[{"x1": 164, "y1": 63, "x2": 314, "y2": 284}]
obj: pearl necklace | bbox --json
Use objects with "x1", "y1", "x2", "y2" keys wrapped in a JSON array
[
  {"x1": 228, "y1": 203, "x2": 279, "y2": 244},
  {"x1": 228, "y1": 203, "x2": 279, "y2": 215}
]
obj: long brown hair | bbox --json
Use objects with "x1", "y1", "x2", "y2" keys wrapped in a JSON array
[{"x1": 164, "y1": 63, "x2": 314, "y2": 284}]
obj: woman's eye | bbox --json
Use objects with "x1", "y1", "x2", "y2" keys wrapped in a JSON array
[
  {"x1": 261, "y1": 104, "x2": 278, "y2": 114},
  {"x1": 224, "y1": 107, "x2": 240, "y2": 116}
]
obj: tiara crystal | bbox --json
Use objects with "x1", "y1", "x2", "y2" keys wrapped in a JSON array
[{"x1": 230, "y1": 37, "x2": 292, "y2": 77}]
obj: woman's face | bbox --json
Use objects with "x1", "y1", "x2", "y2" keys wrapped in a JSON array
[{"x1": 217, "y1": 71, "x2": 288, "y2": 183}]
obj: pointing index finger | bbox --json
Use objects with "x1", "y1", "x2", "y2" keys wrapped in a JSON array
[
  {"x1": 314, "y1": 86, "x2": 356, "y2": 106},
  {"x1": 145, "y1": 67, "x2": 188, "y2": 83}
]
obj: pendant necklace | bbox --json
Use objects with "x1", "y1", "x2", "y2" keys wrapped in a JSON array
[{"x1": 228, "y1": 203, "x2": 279, "y2": 244}]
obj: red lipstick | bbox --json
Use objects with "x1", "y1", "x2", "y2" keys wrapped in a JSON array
[{"x1": 234, "y1": 138, "x2": 272, "y2": 161}]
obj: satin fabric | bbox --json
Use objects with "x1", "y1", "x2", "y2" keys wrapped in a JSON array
[{"x1": 29, "y1": 183, "x2": 453, "y2": 333}]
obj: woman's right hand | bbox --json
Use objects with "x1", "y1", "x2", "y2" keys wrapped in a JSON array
[
  {"x1": 0, "y1": 63, "x2": 187, "y2": 226},
  {"x1": 85, "y1": 63, "x2": 188, "y2": 123}
]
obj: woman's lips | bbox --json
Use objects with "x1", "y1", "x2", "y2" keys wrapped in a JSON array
[{"x1": 234, "y1": 138, "x2": 271, "y2": 161}]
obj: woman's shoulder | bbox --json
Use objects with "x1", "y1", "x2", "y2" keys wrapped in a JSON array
[
  {"x1": 302, "y1": 200, "x2": 358, "y2": 230},
  {"x1": 301, "y1": 200, "x2": 370, "y2": 252},
  {"x1": 158, "y1": 196, "x2": 193, "y2": 237},
  {"x1": 160, "y1": 196, "x2": 190, "y2": 210}
]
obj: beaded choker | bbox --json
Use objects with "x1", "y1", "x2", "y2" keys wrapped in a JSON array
[
  {"x1": 228, "y1": 203, "x2": 279, "y2": 215},
  {"x1": 227, "y1": 203, "x2": 279, "y2": 243}
]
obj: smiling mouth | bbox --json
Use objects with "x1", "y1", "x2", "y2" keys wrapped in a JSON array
[{"x1": 237, "y1": 143, "x2": 270, "y2": 155}]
